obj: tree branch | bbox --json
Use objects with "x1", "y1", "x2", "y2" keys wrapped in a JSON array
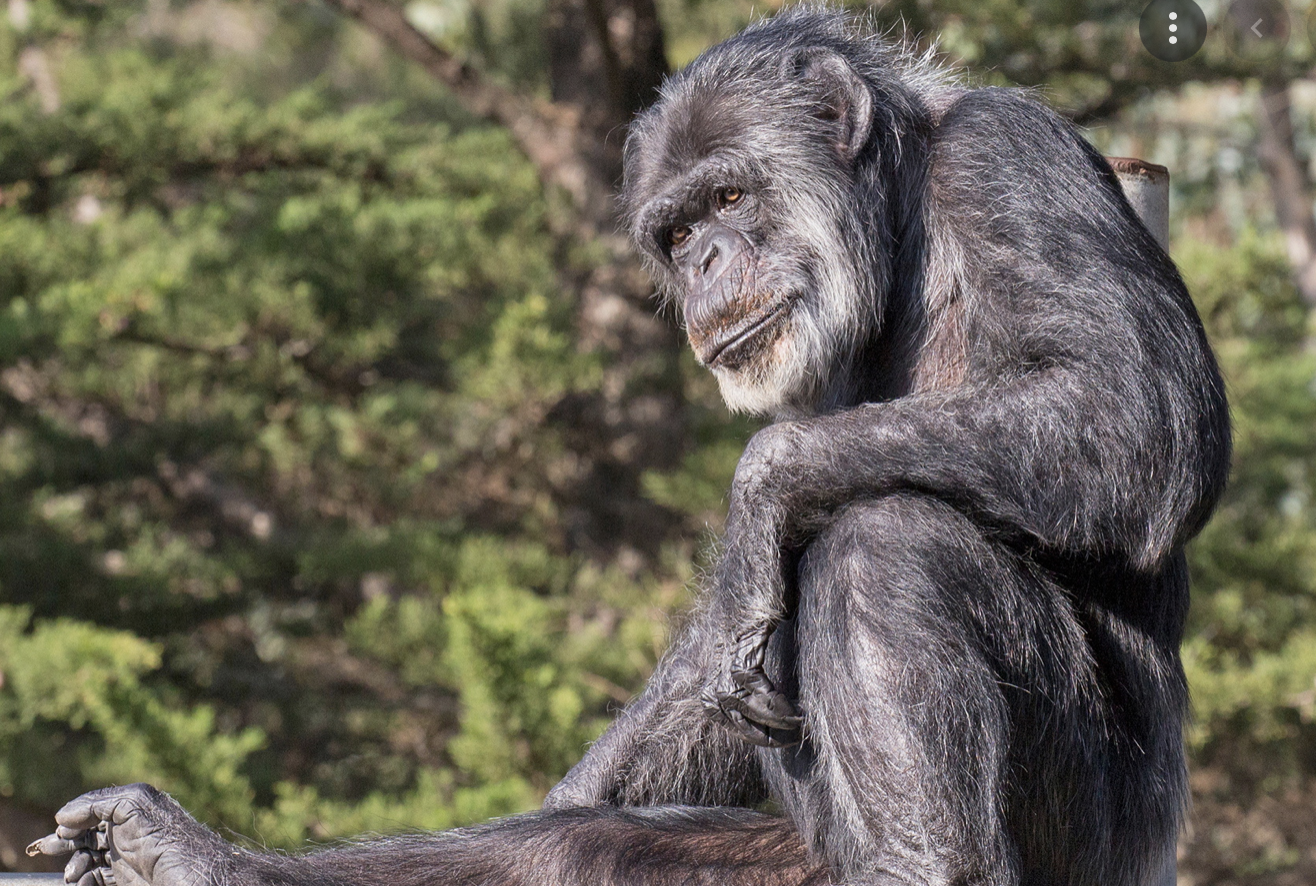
[{"x1": 319, "y1": 0, "x2": 607, "y2": 219}]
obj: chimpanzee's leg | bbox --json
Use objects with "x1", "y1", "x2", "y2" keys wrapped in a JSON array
[
  {"x1": 298, "y1": 805, "x2": 827, "y2": 885},
  {"x1": 29, "y1": 784, "x2": 829, "y2": 886},
  {"x1": 545, "y1": 602, "x2": 769, "y2": 809},
  {"x1": 759, "y1": 494, "x2": 1180, "y2": 886},
  {"x1": 29, "y1": 599, "x2": 793, "y2": 886}
]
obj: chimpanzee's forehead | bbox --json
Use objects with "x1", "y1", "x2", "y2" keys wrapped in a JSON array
[{"x1": 652, "y1": 85, "x2": 781, "y2": 165}]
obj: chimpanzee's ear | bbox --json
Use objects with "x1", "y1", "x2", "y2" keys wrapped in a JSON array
[{"x1": 789, "y1": 47, "x2": 874, "y2": 163}]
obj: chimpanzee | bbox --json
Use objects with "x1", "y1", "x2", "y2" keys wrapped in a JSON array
[{"x1": 28, "y1": 8, "x2": 1230, "y2": 886}]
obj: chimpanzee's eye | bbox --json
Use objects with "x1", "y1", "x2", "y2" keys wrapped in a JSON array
[{"x1": 667, "y1": 225, "x2": 692, "y2": 248}]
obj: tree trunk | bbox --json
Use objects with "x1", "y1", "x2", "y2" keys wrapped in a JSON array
[
  {"x1": 1256, "y1": 79, "x2": 1316, "y2": 309},
  {"x1": 320, "y1": 0, "x2": 690, "y2": 561}
]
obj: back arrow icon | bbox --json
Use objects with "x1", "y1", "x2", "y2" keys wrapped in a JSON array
[{"x1": 1252, "y1": 18, "x2": 1264, "y2": 37}]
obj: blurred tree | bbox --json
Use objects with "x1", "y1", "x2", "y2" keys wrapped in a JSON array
[
  {"x1": 323, "y1": 0, "x2": 693, "y2": 560},
  {"x1": 0, "y1": 0, "x2": 690, "y2": 858}
]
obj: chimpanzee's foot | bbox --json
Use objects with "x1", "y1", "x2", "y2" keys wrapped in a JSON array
[{"x1": 27, "y1": 784, "x2": 239, "y2": 886}]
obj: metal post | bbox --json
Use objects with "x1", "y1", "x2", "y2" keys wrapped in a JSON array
[
  {"x1": 1109, "y1": 154, "x2": 1178, "y2": 886},
  {"x1": 1108, "y1": 156, "x2": 1171, "y2": 251}
]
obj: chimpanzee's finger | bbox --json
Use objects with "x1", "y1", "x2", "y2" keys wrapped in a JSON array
[
  {"x1": 720, "y1": 693, "x2": 803, "y2": 747},
  {"x1": 718, "y1": 704, "x2": 779, "y2": 747},
  {"x1": 56, "y1": 784, "x2": 157, "y2": 829},
  {"x1": 723, "y1": 669, "x2": 802, "y2": 726},
  {"x1": 64, "y1": 849, "x2": 98, "y2": 884},
  {"x1": 737, "y1": 687, "x2": 803, "y2": 731},
  {"x1": 26, "y1": 834, "x2": 82, "y2": 858}
]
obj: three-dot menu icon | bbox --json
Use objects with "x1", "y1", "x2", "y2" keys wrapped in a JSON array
[{"x1": 1140, "y1": 0, "x2": 1208, "y2": 61}]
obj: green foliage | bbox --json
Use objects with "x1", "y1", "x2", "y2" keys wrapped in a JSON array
[
  {"x1": 0, "y1": 0, "x2": 661, "y2": 847},
  {"x1": 641, "y1": 352, "x2": 758, "y2": 532},
  {"x1": 0, "y1": 605, "x2": 261, "y2": 821},
  {"x1": 1180, "y1": 232, "x2": 1316, "y2": 786}
]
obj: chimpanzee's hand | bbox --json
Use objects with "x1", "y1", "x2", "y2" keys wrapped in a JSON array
[
  {"x1": 703, "y1": 623, "x2": 803, "y2": 747},
  {"x1": 26, "y1": 784, "x2": 243, "y2": 886},
  {"x1": 703, "y1": 422, "x2": 808, "y2": 748}
]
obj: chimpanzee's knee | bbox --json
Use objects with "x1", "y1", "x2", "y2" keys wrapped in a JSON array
[{"x1": 768, "y1": 495, "x2": 1018, "y2": 883}]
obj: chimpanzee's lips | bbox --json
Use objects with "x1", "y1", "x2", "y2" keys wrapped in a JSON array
[{"x1": 702, "y1": 299, "x2": 793, "y2": 369}]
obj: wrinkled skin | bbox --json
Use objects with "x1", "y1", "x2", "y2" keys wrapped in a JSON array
[{"x1": 28, "y1": 785, "x2": 237, "y2": 886}]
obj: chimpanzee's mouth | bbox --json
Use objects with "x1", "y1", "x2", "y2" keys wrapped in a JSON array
[{"x1": 704, "y1": 299, "x2": 794, "y2": 369}]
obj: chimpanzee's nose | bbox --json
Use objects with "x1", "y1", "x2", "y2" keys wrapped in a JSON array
[{"x1": 695, "y1": 229, "x2": 739, "y2": 278}]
